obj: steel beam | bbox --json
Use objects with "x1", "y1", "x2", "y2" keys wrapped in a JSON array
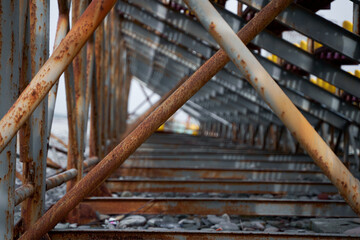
[
  {"x1": 48, "y1": 229, "x2": 360, "y2": 240},
  {"x1": 239, "y1": 0, "x2": 360, "y2": 62},
  {"x1": 20, "y1": 0, "x2": 49, "y2": 230},
  {"x1": 0, "y1": 2, "x2": 20, "y2": 239},
  {"x1": 114, "y1": 166, "x2": 327, "y2": 180},
  {"x1": 105, "y1": 179, "x2": 336, "y2": 195},
  {"x1": 83, "y1": 197, "x2": 357, "y2": 217}
]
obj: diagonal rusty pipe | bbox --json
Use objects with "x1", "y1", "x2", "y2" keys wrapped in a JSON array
[
  {"x1": 0, "y1": 0, "x2": 117, "y2": 154},
  {"x1": 19, "y1": 0, "x2": 293, "y2": 238},
  {"x1": 183, "y1": 0, "x2": 360, "y2": 215}
]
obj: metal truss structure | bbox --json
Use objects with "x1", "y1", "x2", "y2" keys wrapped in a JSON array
[{"x1": 0, "y1": 0, "x2": 360, "y2": 239}]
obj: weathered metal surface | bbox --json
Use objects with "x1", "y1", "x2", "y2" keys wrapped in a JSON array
[
  {"x1": 105, "y1": 179, "x2": 335, "y2": 195},
  {"x1": 47, "y1": 0, "x2": 70, "y2": 138},
  {"x1": 48, "y1": 229, "x2": 360, "y2": 240},
  {"x1": 20, "y1": 0, "x2": 49, "y2": 231},
  {"x1": 0, "y1": 2, "x2": 20, "y2": 239},
  {"x1": 19, "y1": 1, "x2": 290, "y2": 237},
  {"x1": 82, "y1": 197, "x2": 356, "y2": 217},
  {"x1": 123, "y1": 159, "x2": 317, "y2": 171},
  {"x1": 83, "y1": 156, "x2": 100, "y2": 169},
  {"x1": 183, "y1": 0, "x2": 360, "y2": 216},
  {"x1": 15, "y1": 184, "x2": 35, "y2": 206},
  {"x1": 46, "y1": 169, "x2": 78, "y2": 191},
  {"x1": 70, "y1": 0, "x2": 88, "y2": 186},
  {"x1": 114, "y1": 166, "x2": 326, "y2": 180},
  {"x1": 0, "y1": 0, "x2": 117, "y2": 153}
]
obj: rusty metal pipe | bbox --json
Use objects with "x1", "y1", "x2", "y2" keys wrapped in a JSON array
[
  {"x1": 47, "y1": 0, "x2": 70, "y2": 138},
  {"x1": 183, "y1": 0, "x2": 360, "y2": 215},
  {"x1": 83, "y1": 156, "x2": 100, "y2": 169},
  {"x1": 46, "y1": 169, "x2": 78, "y2": 191},
  {"x1": 0, "y1": 0, "x2": 117, "y2": 153},
  {"x1": 19, "y1": 0, "x2": 292, "y2": 238},
  {"x1": 15, "y1": 184, "x2": 35, "y2": 206}
]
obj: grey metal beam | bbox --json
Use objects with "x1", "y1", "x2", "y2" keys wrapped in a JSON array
[{"x1": 239, "y1": 0, "x2": 360, "y2": 62}]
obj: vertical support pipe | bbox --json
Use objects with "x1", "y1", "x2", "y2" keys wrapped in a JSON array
[
  {"x1": 21, "y1": 0, "x2": 49, "y2": 230},
  {"x1": 94, "y1": 22, "x2": 105, "y2": 158},
  {"x1": 348, "y1": 125, "x2": 360, "y2": 171},
  {"x1": 19, "y1": 0, "x2": 293, "y2": 238},
  {"x1": 69, "y1": 0, "x2": 88, "y2": 186},
  {"x1": 354, "y1": 2, "x2": 360, "y2": 35},
  {"x1": 46, "y1": 0, "x2": 70, "y2": 138},
  {"x1": 344, "y1": 126, "x2": 350, "y2": 168},
  {"x1": 102, "y1": 16, "x2": 110, "y2": 152},
  {"x1": 184, "y1": 0, "x2": 360, "y2": 215},
  {"x1": 0, "y1": 2, "x2": 20, "y2": 239}
]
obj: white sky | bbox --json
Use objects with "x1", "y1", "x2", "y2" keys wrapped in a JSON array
[{"x1": 52, "y1": 0, "x2": 358, "y2": 121}]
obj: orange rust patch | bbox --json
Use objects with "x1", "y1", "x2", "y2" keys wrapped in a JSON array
[
  {"x1": 260, "y1": 87, "x2": 264, "y2": 95},
  {"x1": 240, "y1": 59, "x2": 246, "y2": 68},
  {"x1": 281, "y1": 111, "x2": 285, "y2": 118}
]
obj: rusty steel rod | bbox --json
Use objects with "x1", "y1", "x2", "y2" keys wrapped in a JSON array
[
  {"x1": 46, "y1": 169, "x2": 78, "y2": 191},
  {"x1": 0, "y1": 0, "x2": 117, "y2": 154},
  {"x1": 47, "y1": 0, "x2": 70, "y2": 138},
  {"x1": 83, "y1": 156, "x2": 100, "y2": 169},
  {"x1": 15, "y1": 184, "x2": 35, "y2": 207},
  {"x1": 16, "y1": 160, "x2": 101, "y2": 207},
  {"x1": 19, "y1": 0, "x2": 292, "y2": 238},
  {"x1": 183, "y1": 0, "x2": 360, "y2": 215}
]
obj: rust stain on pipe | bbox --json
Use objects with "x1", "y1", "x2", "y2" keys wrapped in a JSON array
[{"x1": 19, "y1": 0, "x2": 292, "y2": 239}]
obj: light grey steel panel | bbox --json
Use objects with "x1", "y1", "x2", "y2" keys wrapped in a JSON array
[{"x1": 239, "y1": 0, "x2": 360, "y2": 62}]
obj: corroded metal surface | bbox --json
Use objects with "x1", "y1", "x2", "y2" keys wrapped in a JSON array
[
  {"x1": 82, "y1": 197, "x2": 356, "y2": 217},
  {"x1": 20, "y1": 0, "x2": 49, "y2": 231},
  {"x1": 15, "y1": 184, "x2": 35, "y2": 207},
  {"x1": 105, "y1": 179, "x2": 336, "y2": 195},
  {"x1": 1, "y1": 0, "x2": 359, "y2": 239},
  {"x1": 19, "y1": 1, "x2": 290, "y2": 238},
  {"x1": 0, "y1": 2, "x2": 20, "y2": 239},
  {"x1": 0, "y1": 0, "x2": 117, "y2": 153},
  {"x1": 48, "y1": 229, "x2": 360, "y2": 240}
]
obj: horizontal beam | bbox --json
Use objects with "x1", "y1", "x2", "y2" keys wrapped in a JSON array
[
  {"x1": 113, "y1": 166, "x2": 327, "y2": 180},
  {"x1": 49, "y1": 229, "x2": 360, "y2": 240},
  {"x1": 83, "y1": 197, "x2": 357, "y2": 217},
  {"x1": 105, "y1": 179, "x2": 336, "y2": 195}
]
